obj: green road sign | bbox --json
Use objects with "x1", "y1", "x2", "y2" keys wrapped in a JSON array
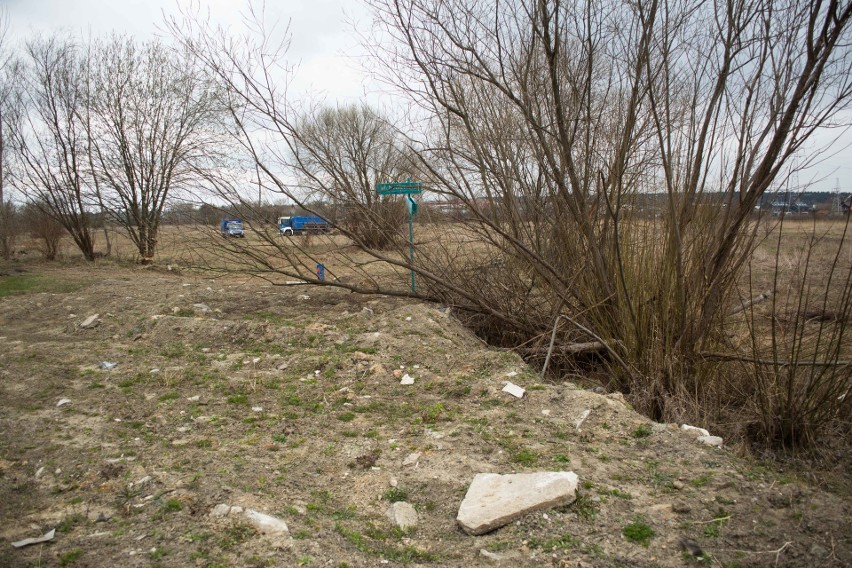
[
  {"x1": 376, "y1": 181, "x2": 423, "y2": 195},
  {"x1": 406, "y1": 195, "x2": 418, "y2": 215}
]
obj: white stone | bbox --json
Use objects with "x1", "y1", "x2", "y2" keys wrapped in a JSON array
[
  {"x1": 541, "y1": 409, "x2": 551, "y2": 416},
  {"x1": 193, "y1": 303, "x2": 211, "y2": 314},
  {"x1": 402, "y1": 452, "x2": 421, "y2": 467},
  {"x1": 574, "y1": 409, "x2": 591, "y2": 430},
  {"x1": 400, "y1": 374, "x2": 415, "y2": 385},
  {"x1": 244, "y1": 509, "x2": 291, "y2": 547},
  {"x1": 697, "y1": 435, "x2": 723, "y2": 447},
  {"x1": 502, "y1": 382, "x2": 525, "y2": 398},
  {"x1": 79, "y1": 314, "x2": 100, "y2": 329},
  {"x1": 456, "y1": 472, "x2": 579, "y2": 535},
  {"x1": 252, "y1": 406, "x2": 263, "y2": 412},
  {"x1": 680, "y1": 424, "x2": 710, "y2": 437},
  {"x1": 386, "y1": 502, "x2": 418, "y2": 530},
  {"x1": 56, "y1": 398, "x2": 71, "y2": 407},
  {"x1": 210, "y1": 504, "x2": 232, "y2": 517}
]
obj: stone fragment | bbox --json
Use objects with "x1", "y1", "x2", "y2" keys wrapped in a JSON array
[
  {"x1": 574, "y1": 409, "x2": 591, "y2": 430},
  {"x1": 193, "y1": 303, "x2": 211, "y2": 314},
  {"x1": 697, "y1": 435, "x2": 723, "y2": 447},
  {"x1": 456, "y1": 471, "x2": 578, "y2": 535},
  {"x1": 386, "y1": 501, "x2": 418, "y2": 530},
  {"x1": 501, "y1": 382, "x2": 525, "y2": 399},
  {"x1": 80, "y1": 314, "x2": 100, "y2": 329},
  {"x1": 56, "y1": 398, "x2": 71, "y2": 407},
  {"x1": 402, "y1": 452, "x2": 421, "y2": 467},
  {"x1": 680, "y1": 424, "x2": 710, "y2": 437},
  {"x1": 480, "y1": 548, "x2": 521, "y2": 561},
  {"x1": 244, "y1": 509, "x2": 291, "y2": 547},
  {"x1": 400, "y1": 373, "x2": 415, "y2": 385}
]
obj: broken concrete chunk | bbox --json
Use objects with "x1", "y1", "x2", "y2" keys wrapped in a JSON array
[
  {"x1": 457, "y1": 471, "x2": 579, "y2": 535},
  {"x1": 79, "y1": 314, "x2": 100, "y2": 329},
  {"x1": 244, "y1": 509, "x2": 291, "y2": 547},
  {"x1": 193, "y1": 303, "x2": 211, "y2": 314},
  {"x1": 402, "y1": 452, "x2": 421, "y2": 467},
  {"x1": 386, "y1": 501, "x2": 418, "y2": 530},
  {"x1": 400, "y1": 373, "x2": 415, "y2": 385},
  {"x1": 697, "y1": 435, "x2": 723, "y2": 447},
  {"x1": 574, "y1": 409, "x2": 591, "y2": 430},
  {"x1": 501, "y1": 382, "x2": 525, "y2": 399},
  {"x1": 680, "y1": 424, "x2": 711, "y2": 437},
  {"x1": 11, "y1": 528, "x2": 55, "y2": 548}
]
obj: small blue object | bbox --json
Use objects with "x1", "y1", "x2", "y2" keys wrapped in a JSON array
[{"x1": 316, "y1": 263, "x2": 325, "y2": 282}]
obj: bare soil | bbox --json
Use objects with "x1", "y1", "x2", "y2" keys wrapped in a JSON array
[{"x1": 0, "y1": 260, "x2": 849, "y2": 567}]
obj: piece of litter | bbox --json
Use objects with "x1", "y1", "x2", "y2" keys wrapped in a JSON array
[
  {"x1": 298, "y1": 295, "x2": 310, "y2": 300},
  {"x1": 506, "y1": 371, "x2": 518, "y2": 377},
  {"x1": 502, "y1": 382, "x2": 525, "y2": 398},
  {"x1": 400, "y1": 374, "x2": 415, "y2": 385},
  {"x1": 252, "y1": 357, "x2": 261, "y2": 364},
  {"x1": 56, "y1": 398, "x2": 71, "y2": 407},
  {"x1": 187, "y1": 395, "x2": 200, "y2": 402},
  {"x1": 99, "y1": 361, "x2": 118, "y2": 370},
  {"x1": 405, "y1": 316, "x2": 412, "y2": 321},
  {"x1": 541, "y1": 409, "x2": 551, "y2": 416},
  {"x1": 12, "y1": 529, "x2": 55, "y2": 548},
  {"x1": 252, "y1": 406, "x2": 263, "y2": 412}
]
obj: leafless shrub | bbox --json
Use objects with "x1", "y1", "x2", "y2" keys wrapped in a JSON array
[{"x1": 24, "y1": 201, "x2": 65, "y2": 260}]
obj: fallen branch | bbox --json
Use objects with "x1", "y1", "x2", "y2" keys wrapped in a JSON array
[
  {"x1": 699, "y1": 352, "x2": 851, "y2": 368},
  {"x1": 729, "y1": 290, "x2": 772, "y2": 316}
]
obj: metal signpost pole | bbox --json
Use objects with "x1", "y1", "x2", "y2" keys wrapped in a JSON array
[{"x1": 376, "y1": 180, "x2": 422, "y2": 296}]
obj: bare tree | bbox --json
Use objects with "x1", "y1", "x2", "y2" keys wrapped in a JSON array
[
  {"x1": 171, "y1": 1, "x2": 851, "y2": 445},
  {"x1": 23, "y1": 200, "x2": 64, "y2": 260},
  {"x1": 85, "y1": 36, "x2": 220, "y2": 263},
  {"x1": 0, "y1": 8, "x2": 17, "y2": 260},
  {"x1": 290, "y1": 105, "x2": 415, "y2": 249},
  {"x1": 13, "y1": 36, "x2": 98, "y2": 261}
]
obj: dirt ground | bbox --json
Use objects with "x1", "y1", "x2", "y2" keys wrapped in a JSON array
[{"x1": 0, "y1": 260, "x2": 849, "y2": 567}]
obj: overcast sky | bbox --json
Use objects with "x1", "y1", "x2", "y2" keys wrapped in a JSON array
[
  {"x1": 5, "y1": 0, "x2": 851, "y2": 194},
  {"x1": 4, "y1": 0, "x2": 377, "y2": 104}
]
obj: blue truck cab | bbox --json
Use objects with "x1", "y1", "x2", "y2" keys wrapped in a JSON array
[
  {"x1": 278, "y1": 215, "x2": 331, "y2": 236},
  {"x1": 220, "y1": 219, "x2": 245, "y2": 237}
]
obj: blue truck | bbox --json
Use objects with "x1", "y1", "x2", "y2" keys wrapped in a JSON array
[
  {"x1": 278, "y1": 215, "x2": 331, "y2": 236},
  {"x1": 220, "y1": 219, "x2": 245, "y2": 237}
]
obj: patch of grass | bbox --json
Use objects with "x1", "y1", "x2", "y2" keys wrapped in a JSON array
[
  {"x1": 529, "y1": 533, "x2": 575, "y2": 552},
  {"x1": 161, "y1": 342, "x2": 185, "y2": 359},
  {"x1": 623, "y1": 519, "x2": 655, "y2": 546},
  {"x1": 334, "y1": 523, "x2": 437, "y2": 563},
  {"x1": 0, "y1": 275, "x2": 85, "y2": 298},
  {"x1": 630, "y1": 424, "x2": 652, "y2": 439},
  {"x1": 163, "y1": 498, "x2": 183, "y2": 513},
  {"x1": 383, "y1": 487, "x2": 408, "y2": 503},
  {"x1": 690, "y1": 473, "x2": 713, "y2": 488},
  {"x1": 599, "y1": 487, "x2": 633, "y2": 499},
  {"x1": 511, "y1": 448, "x2": 538, "y2": 467},
  {"x1": 553, "y1": 454, "x2": 571, "y2": 465},
  {"x1": 59, "y1": 549, "x2": 83, "y2": 566},
  {"x1": 337, "y1": 411, "x2": 356, "y2": 422},
  {"x1": 57, "y1": 513, "x2": 85, "y2": 533},
  {"x1": 159, "y1": 392, "x2": 179, "y2": 401},
  {"x1": 219, "y1": 523, "x2": 257, "y2": 551},
  {"x1": 227, "y1": 394, "x2": 249, "y2": 405},
  {"x1": 570, "y1": 493, "x2": 598, "y2": 522}
]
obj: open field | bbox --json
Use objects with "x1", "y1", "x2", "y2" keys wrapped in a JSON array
[{"x1": 0, "y1": 233, "x2": 850, "y2": 566}]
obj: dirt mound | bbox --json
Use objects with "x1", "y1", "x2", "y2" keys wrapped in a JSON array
[{"x1": 0, "y1": 263, "x2": 848, "y2": 567}]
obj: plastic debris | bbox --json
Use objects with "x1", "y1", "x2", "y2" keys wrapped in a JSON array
[
  {"x1": 12, "y1": 529, "x2": 55, "y2": 548},
  {"x1": 99, "y1": 362, "x2": 118, "y2": 370},
  {"x1": 56, "y1": 398, "x2": 71, "y2": 407}
]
